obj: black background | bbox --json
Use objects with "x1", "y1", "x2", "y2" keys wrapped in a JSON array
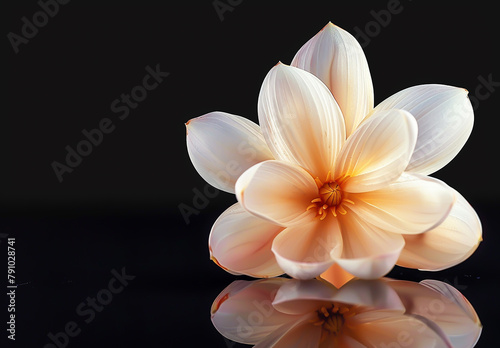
[{"x1": 3, "y1": 1, "x2": 499, "y2": 347}]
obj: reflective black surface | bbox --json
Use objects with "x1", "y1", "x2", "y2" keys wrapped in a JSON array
[{"x1": 4, "y1": 1, "x2": 499, "y2": 347}]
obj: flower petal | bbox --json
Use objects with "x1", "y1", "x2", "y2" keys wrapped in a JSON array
[
  {"x1": 387, "y1": 279, "x2": 481, "y2": 348},
  {"x1": 320, "y1": 263, "x2": 355, "y2": 289},
  {"x1": 272, "y1": 279, "x2": 337, "y2": 315},
  {"x1": 335, "y1": 109, "x2": 417, "y2": 193},
  {"x1": 372, "y1": 84, "x2": 474, "y2": 175},
  {"x1": 349, "y1": 173, "x2": 455, "y2": 235},
  {"x1": 209, "y1": 203, "x2": 284, "y2": 278},
  {"x1": 211, "y1": 278, "x2": 296, "y2": 345},
  {"x1": 333, "y1": 215, "x2": 404, "y2": 279},
  {"x1": 256, "y1": 320, "x2": 321, "y2": 348},
  {"x1": 292, "y1": 22, "x2": 374, "y2": 137},
  {"x1": 271, "y1": 218, "x2": 342, "y2": 280},
  {"x1": 258, "y1": 63, "x2": 345, "y2": 179},
  {"x1": 235, "y1": 160, "x2": 318, "y2": 226},
  {"x1": 347, "y1": 315, "x2": 453, "y2": 348},
  {"x1": 186, "y1": 111, "x2": 273, "y2": 193},
  {"x1": 397, "y1": 189, "x2": 482, "y2": 270},
  {"x1": 332, "y1": 279, "x2": 405, "y2": 313},
  {"x1": 419, "y1": 280, "x2": 482, "y2": 348}
]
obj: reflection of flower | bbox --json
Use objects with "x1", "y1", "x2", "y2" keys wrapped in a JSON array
[
  {"x1": 211, "y1": 277, "x2": 481, "y2": 347},
  {"x1": 186, "y1": 22, "x2": 481, "y2": 281}
]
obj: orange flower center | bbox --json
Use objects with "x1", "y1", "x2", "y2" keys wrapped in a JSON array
[
  {"x1": 307, "y1": 172, "x2": 354, "y2": 220},
  {"x1": 311, "y1": 304, "x2": 356, "y2": 342},
  {"x1": 319, "y1": 182, "x2": 342, "y2": 206}
]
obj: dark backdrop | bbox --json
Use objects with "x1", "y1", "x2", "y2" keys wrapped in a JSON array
[{"x1": 3, "y1": 1, "x2": 499, "y2": 347}]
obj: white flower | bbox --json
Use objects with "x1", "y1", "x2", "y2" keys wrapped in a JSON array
[
  {"x1": 211, "y1": 277, "x2": 481, "y2": 347},
  {"x1": 186, "y1": 22, "x2": 482, "y2": 281}
]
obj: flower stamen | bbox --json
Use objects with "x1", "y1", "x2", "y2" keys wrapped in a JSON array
[
  {"x1": 307, "y1": 171, "x2": 354, "y2": 220},
  {"x1": 309, "y1": 303, "x2": 356, "y2": 343}
]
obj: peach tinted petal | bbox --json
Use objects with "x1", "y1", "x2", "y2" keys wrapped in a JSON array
[
  {"x1": 372, "y1": 84, "x2": 474, "y2": 175},
  {"x1": 258, "y1": 63, "x2": 345, "y2": 179},
  {"x1": 209, "y1": 203, "x2": 284, "y2": 278},
  {"x1": 320, "y1": 263, "x2": 355, "y2": 289},
  {"x1": 271, "y1": 218, "x2": 342, "y2": 280},
  {"x1": 211, "y1": 278, "x2": 296, "y2": 345},
  {"x1": 347, "y1": 315, "x2": 453, "y2": 348},
  {"x1": 387, "y1": 279, "x2": 481, "y2": 348},
  {"x1": 335, "y1": 110, "x2": 417, "y2": 193},
  {"x1": 186, "y1": 111, "x2": 273, "y2": 193},
  {"x1": 254, "y1": 318, "x2": 320, "y2": 348},
  {"x1": 235, "y1": 160, "x2": 318, "y2": 226},
  {"x1": 420, "y1": 280, "x2": 482, "y2": 348},
  {"x1": 262, "y1": 320, "x2": 322, "y2": 348},
  {"x1": 333, "y1": 214, "x2": 404, "y2": 279},
  {"x1": 397, "y1": 189, "x2": 482, "y2": 270},
  {"x1": 272, "y1": 279, "x2": 337, "y2": 315},
  {"x1": 292, "y1": 22, "x2": 374, "y2": 137},
  {"x1": 349, "y1": 173, "x2": 455, "y2": 235}
]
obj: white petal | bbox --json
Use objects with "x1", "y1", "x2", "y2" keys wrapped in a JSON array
[
  {"x1": 335, "y1": 109, "x2": 417, "y2": 193},
  {"x1": 258, "y1": 63, "x2": 345, "y2": 179},
  {"x1": 259, "y1": 320, "x2": 321, "y2": 348},
  {"x1": 387, "y1": 279, "x2": 481, "y2": 348},
  {"x1": 372, "y1": 84, "x2": 474, "y2": 175},
  {"x1": 211, "y1": 278, "x2": 296, "y2": 345},
  {"x1": 420, "y1": 280, "x2": 482, "y2": 348},
  {"x1": 347, "y1": 315, "x2": 453, "y2": 348},
  {"x1": 186, "y1": 111, "x2": 273, "y2": 193},
  {"x1": 209, "y1": 203, "x2": 284, "y2": 278},
  {"x1": 292, "y1": 22, "x2": 374, "y2": 137},
  {"x1": 332, "y1": 279, "x2": 405, "y2": 312},
  {"x1": 397, "y1": 189, "x2": 482, "y2": 270},
  {"x1": 235, "y1": 160, "x2": 318, "y2": 226},
  {"x1": 254, "y1": 318, "x2": 320, "y2": 348},
  {"x1": 333, "y1": 214, "x2": 404, "y2": 279},
  {"x1": 348, "y1": 173, "x2": 455, "y2": 235},
  {"x1": 272, "y1": 279, "x2": 337, "y2": 315},
  {"x1": 271, "y1": 218, "x2": 342, "y2": 280}
]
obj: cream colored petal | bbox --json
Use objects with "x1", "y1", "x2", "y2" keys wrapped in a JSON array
[
  {"x1": 333, "y1": 214, "x2": 404, "y2": 279},
  {"x1": 372, "y1": 84, "x2": 474, "y2": 175},
  {"x1": 387, "y1": 279, "x2": 481, "y2": 348},
  {"x1": 271, "y1": 218, "x2": 343, "y2": 280},
  {"x1": 235, "y1": 160, "x2": 318, "y2": 226},
  {"x1": 261, "y1": 320, "x2": 321, "y2": 348},
  {"x1": 336, "y1": 335, "x2": 368, "y2": 348},
  {"x1": 209, "y1": 203, "x2": 284, "y2": 278},
  {"x1": 397, "y1": 189, "x2": 482, "y2": 270},
  {"x1": 272, "y1": 279, "x2": 337, "y2": 315},
  {"x1": 211, "y1": 278, "x2": 296, "y2": 345},
  {"x1": 335, "y1": 109, "x2": 417, "y2": 193},
  {"x1": 254, "y1": 318, "x2": 320, "y2": 348},
  {"x1": 349, "y1": 173, "x2": 455, "y2": 235},
  {"x1": 258, "y1": 63, "x2": 345, "y2": 179},
  {"x1": 292, "y1": 22, "x2": 374, "y2": 137},
  {"x1": 420, "y1": 280, "x2": 482, "y2": 348},
  {"x1": 186, "y1": 111, "x2": 273, "y2": 193},
  {"x1": 347, "y1": 315, "x2": 453, "y2": 348},
  {"x1": 332, "y1": 279, "x2": 405, "y2": 312}
]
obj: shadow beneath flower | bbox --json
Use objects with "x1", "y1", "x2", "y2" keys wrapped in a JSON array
[{"x1": 211, "y1": 277, "x2": 481, "y2": 348}]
